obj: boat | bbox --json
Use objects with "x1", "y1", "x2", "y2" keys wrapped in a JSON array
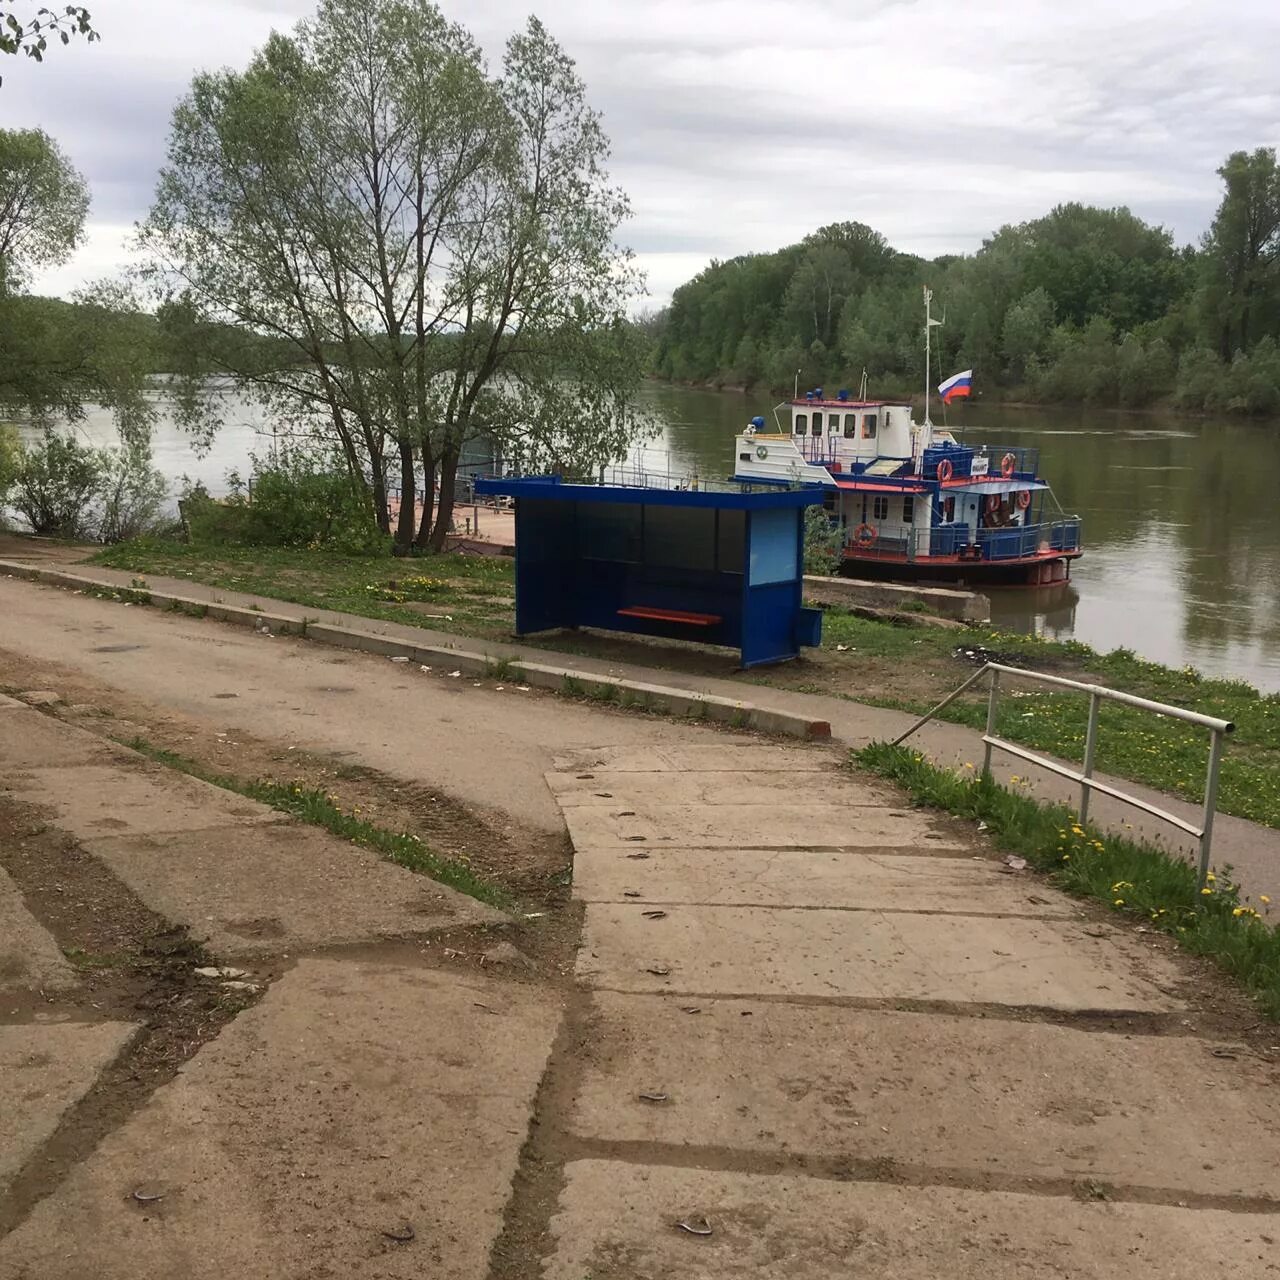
[{"x1": 731, "y1": 290, "x2": 1082, "y2": 586}]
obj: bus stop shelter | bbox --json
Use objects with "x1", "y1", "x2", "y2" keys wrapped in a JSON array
[{"x1": 473, "y1": 475, "x2": 824, "y2": 668}]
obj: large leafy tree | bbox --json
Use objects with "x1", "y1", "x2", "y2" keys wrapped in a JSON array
[
  {"x1": 0, "y1": 127, "x2": 154, "y2": 440},
  {"x1": 0, "y1": 125, "x2": 87, "y2": 290},
  {"x1": 1198, "y1": 148, "x2": 1280, "y2": 359},
  {"x1": 144, "y1": 0, "x2": 643, "y2": 552}
]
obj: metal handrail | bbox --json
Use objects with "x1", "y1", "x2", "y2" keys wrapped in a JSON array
[{"x1": 892, "y1": 662, "x2": 1235, "y2": 886}]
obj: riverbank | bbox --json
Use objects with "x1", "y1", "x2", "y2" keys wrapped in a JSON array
[{"x1": 80, "y1": 536, "x2": 1280, "y2": 833}]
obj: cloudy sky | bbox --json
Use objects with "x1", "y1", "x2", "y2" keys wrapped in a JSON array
[{"x1": 8, "y1": 0, "x2": 1279, "y2": 308}]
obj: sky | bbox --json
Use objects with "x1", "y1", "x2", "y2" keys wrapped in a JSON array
[{"x1": 8, "y1": 0, "x2": 1279, "y2": 309}]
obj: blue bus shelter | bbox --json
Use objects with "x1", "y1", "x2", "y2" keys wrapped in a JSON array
[{"x1": 474, "y1": 475, "x2": 825, "y2": 668}]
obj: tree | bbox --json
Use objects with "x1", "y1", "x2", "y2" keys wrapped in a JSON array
[
  {"x1": 1000, "y1": 287, "x2": 1054, "y2": 382},
  {"x1": 145, "y1": 0, "x2": 642, "y2": 554},
  {"x1": 0, "y1": 128, "x2": 155, "y2": 441},
  {"x1": 0, "y1": 126, "x2": 88, "y2": 290},
  {"x1": 0, "y1": 6, "x2": 96, "y2": 85},
  {"x1": 1199, "y1": 148, "x2": 1280, "y2": 359}
]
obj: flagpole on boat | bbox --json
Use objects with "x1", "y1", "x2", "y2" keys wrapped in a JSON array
[{"x1": 923, "y1": 285, "x2": 933, "y2": 428}]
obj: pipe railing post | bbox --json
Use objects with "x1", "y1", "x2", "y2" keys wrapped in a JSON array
[
  {"x1": 981, "y1": 668, "x2": 1001, "y2": 779},
  {"x1": 1198, "y1": 727, "x2": 1227, "y2": 889},
  {"x1": 1080, "y1": 690, "x2": 1101, "y2": 823}
]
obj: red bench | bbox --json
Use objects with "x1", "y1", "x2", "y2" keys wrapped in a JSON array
[{"x1": 617, "y1": 605, "x2": 722, "y2": 627}]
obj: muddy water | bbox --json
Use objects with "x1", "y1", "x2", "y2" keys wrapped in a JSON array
[{"x1": 18, "y1": 385, "x2": 1280, "y2": 689}]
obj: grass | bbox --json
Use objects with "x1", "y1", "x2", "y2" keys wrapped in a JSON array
[
  {"x1": 93, "y1": 538, "x2": 516, "y2": 637},
  {"x1": 124, "y1": 736, "x2": 507, "y2": 909},
  {"x1": 89, "y1": 537, "x2": 1280, "y2": 830},
  {"x1": 858, "y1": 741, "x2": 1280, "y2": 1019},
  {"x1": 816, "y1": 610, "x2": 1280, "y2": 829}
]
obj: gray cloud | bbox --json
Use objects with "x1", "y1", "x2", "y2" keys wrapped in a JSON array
[{"x1": 10, "y1": 0, "x2": 1278, "y2": 304}]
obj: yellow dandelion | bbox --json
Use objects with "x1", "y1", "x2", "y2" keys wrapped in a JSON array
[
  {"x1": 1232, "y1": 907, "x2": 1244, "y2": 917},
  {"x1": 1200, "y1": 887, "x2": 1213, "y2": 896},
  {"x1": 1262, "y1": 895, "x2": 1272, "y2": 905},
  {"x1": 1113, "y1": 898, "x2": 1125, "y2": 906}
]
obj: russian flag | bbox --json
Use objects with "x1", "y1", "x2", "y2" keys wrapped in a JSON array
[{"x1": 938, "y1": 369, "x2": 973, "y2": 403}]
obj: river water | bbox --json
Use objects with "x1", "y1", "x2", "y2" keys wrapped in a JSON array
[{"x1": 16, "y1": 384, "x2": 1280, "y2": 691}]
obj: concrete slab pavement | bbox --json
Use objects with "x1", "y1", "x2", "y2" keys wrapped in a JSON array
[
  {"x1": 545, "y1": 1162, "x2": 1280, "y2": 1280},
  {"x1": 544, "y1": 767, "x2": 899, "y2": 808},
  {"x1": 536, "y1": 740, "x2": 1276, "y2": 1279},
  {"x1": 82, "y1": 824, "x2": 500, "y2": 956},
  {"x1": 3, "y1": 763, "x2": 284, "y2": 842},
  {"x1": 0, "y1": 707, "x2": 136, "y2": 769},
  {"x1": 0, "y1": 959, "x2": 561, "y2": 1280},
  {"x1": 0, "y1": 1023, "x2": 137, "y2": 1193},
  {"x1": 0, "y1": 866, "x2": 77, "y2": 992},
  {"x1": 564, "y1": 802, "x2": 950, "y2": 850},
  {"x1": 572, "y1": 995, "x2": 1280, "y2": 1198},
  {"x1": 571, "y1": 846, "x2": 1078, "y2": 915},
  {"x1": 579, "y1": 902, "x2": 1181, "y2": 1008}
]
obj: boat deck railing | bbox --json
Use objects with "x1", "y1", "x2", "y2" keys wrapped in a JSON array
[
  {"x1": 854, "y1": 517, "x2": 1082, "y2": 562},
  {"x1": 890, "y1": 662, "x2": 1234, "y2": 888}
]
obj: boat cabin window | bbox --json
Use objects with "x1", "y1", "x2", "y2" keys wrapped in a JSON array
[
  {"x1": 943, "y1": 496, "x2": 955, "y2": 521},
  {"x1": 812, "y1": 411, "x2": 823, "y2": 435},
  {"x1": 794, "y1": 414, "x2": 807, "y2": 435},
  {"x1": 862, "y1": 414, "x2": 878, "y2": 439},
  {"x1": 843, "y1": 413, "x2": 857, "y2": 438},
  {"x1": 872, "y1": 494, "x2": 889, "y2": 521},
  {"x1": 902, "y1": 496, "x2": 914, "y2": 524}
]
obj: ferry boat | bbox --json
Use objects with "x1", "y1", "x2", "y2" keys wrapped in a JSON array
[{"x1": 732, "y1": 293, "x2": 1082, "y2": 586}]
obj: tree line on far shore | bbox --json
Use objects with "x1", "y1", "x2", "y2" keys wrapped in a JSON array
[{"x1": 650, "y1": 150, "x2": 1280, "y2": 415}]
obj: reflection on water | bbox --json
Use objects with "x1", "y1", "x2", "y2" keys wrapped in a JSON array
[{"x1": 13, "y1": 385, "x2": 1280, "y2": 691}]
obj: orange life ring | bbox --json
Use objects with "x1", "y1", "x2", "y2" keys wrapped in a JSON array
[
  {"x1": 1000, "y1": 452, "x2": 1017, "y2": 478},
  {"x1": 853, "y1": 522, "x2": 878, "y2": 547},
  {"x1": 985, "y1": 494, "x2": 1002, "y2": 513},
  {"x1": 935, "y1": 457, "x2": 954, "y2": 482},
  {"x1": 1016, "y1": 489, "x2": 1032, "y2": 510}
]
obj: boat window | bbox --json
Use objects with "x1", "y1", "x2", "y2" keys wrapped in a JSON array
[
  {"x1": 902, "y1": 496, "x2": 913, "y2": 524},
  {"x1": 873, "y1": 495, "x2": 889, "y2": 521},
  {"x1": 843, "y1": 413, "x2": 857, "y2": 438},
  {"x1": 943, "y1": 496, "x2": 955, "y2": 521},
  {"x1": 794, "y1": 414, "x2": 807, "y2": 436},
  {"x1": 862, "y1": 414, "x2": 878, "y2": 439},
  {"x1": 812, "y1": 411, "x2": 823, "y2": 435}
]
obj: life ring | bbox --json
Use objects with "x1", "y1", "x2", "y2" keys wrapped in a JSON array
[
  {"x1": 755, "y1": 444, "x2": 768, "y2": 459},
  {"x1": 1016, "y1": 489, "x2": 1032, "y2": 510},
  {"x1": 936, "y1": 457, "x2": 954, "y2": 482},
  {"x1": 853, "y1": 522, "x2": 878, "y2": 548},
  {"x1": 1000, "y1": 452, "x2": 1017, "y2": 478},
  {"x1": 985, "y1": 493, "x2": 1002, "y2": 513}
]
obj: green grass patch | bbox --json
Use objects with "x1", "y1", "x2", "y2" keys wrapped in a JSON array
[
  {"x1": 857, "y1": 741, "x2": 1280, "y2": 1019},
  {"x1": 124, "y1": 736, "x2": 506, "y2": 909},
  {"x1": 91, "y1": 538, "x2": 515, "y2": 638}
]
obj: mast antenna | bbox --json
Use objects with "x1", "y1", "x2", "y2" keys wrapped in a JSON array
[{"x1": 923, "y1": 286, "x2": 944, "y2": 428}]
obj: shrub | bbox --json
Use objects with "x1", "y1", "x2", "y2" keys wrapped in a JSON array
[
  {"x1": 97, "y1": 446, "x2": 169, "y2": 543},
  {"x1": 179, "y1": 449, "x2": 389, "y2": 555},
  {"x1": 803, "y1": 504, "x2": 843, "y2": 576},
  {"x1": 9, "y1": 428, "x2": 105, "y2": 538}
]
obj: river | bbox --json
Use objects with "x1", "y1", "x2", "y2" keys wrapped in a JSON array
[{"x1": 14, "y1": 384, "x2": 1280, "y2": 691}]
